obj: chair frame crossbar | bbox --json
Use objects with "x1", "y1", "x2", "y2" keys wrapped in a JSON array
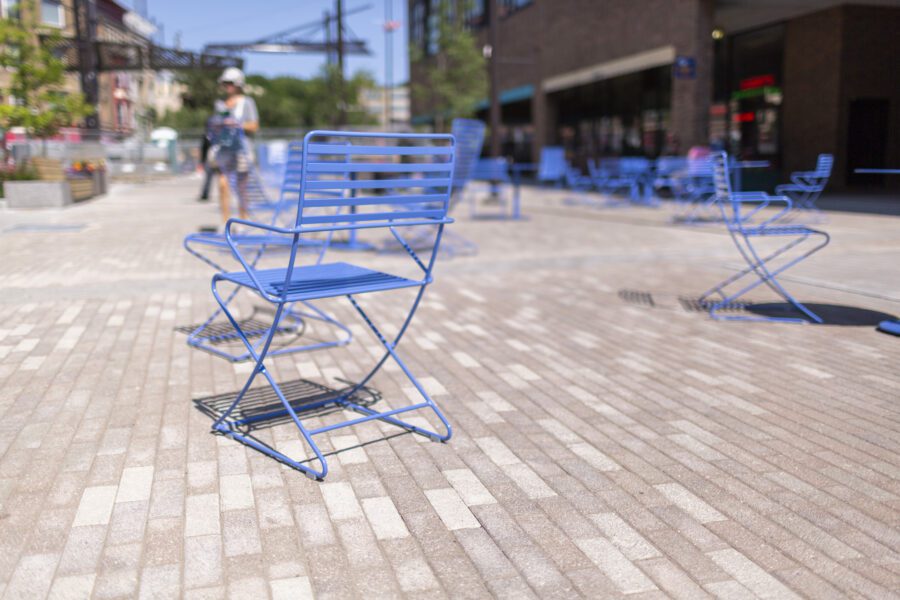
[
  {"x1": 699, "y1": 151, "x2": 830, "y2": 323},
  {"x1": 467, "y1": 157, "x2": 524, "y2": 220},
  {"x1": 207, "y1": 130, "x2": 456, "y2": 479}
]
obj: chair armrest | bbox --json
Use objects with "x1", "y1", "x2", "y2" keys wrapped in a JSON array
[{"x1": 223, "y1": 219, "x2": 294, "y2": 301}]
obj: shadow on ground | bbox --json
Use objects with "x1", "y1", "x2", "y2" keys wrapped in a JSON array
[
  {"x1": 193, "y1": 378, "x2": 381, "y2": 432},
  {"x1": 619, "y1": 289, "x2": 897, "y2": 326}
]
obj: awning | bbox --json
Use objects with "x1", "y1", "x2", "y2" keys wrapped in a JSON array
[
  {"x1": 474, "y1": 84, "x2": 536, "y2": 111},
  {"x1": 542, "y1": 46, "x2": 676, "y2": 93}
]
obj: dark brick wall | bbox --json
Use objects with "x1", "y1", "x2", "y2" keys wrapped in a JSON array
[
  {"x1": 410, "y1": 0, "x2": 715, "y2": 152},
  {"x1": 782, "y1": 7, "x2": 844, "y2": 183},
  {"x1": 837, "y1": 5, "x2": 900, "y2": 188},
  {"x1": 783, "y1": 5, "x2": 900, "y2": 188}
]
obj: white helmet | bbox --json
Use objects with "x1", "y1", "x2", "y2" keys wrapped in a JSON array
[{"x1": 218, "y1": 67, "x2": 245, "y2": 87}]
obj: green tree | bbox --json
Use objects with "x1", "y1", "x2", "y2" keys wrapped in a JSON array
[
  {"x1": 411, "y1": 0, "x2": 487, "y2": 131},
  {"x1": 307, "y1": 65, "x2": 378, "y2": 128},
  {"x1": 159, "y1": 67, "x2": 378, "y2": 131},
  {"x1": 0, "y1": 1, "x2": 93, "y2": 143}
]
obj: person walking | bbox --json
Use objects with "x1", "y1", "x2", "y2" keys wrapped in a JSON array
[
  {"x1": 198, "y1": 99, "x2": 227, "y2": 202},
  {"x1": 216, "y1": 67, "x2": 259, "y2": 224}
]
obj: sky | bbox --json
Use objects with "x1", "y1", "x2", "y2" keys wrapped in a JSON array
[{"x1": 139, "y1": 0, "x2": 409, "y2": 85}]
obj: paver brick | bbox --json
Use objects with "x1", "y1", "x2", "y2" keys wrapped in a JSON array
[{"x1": 1, "y1": 179, "x2": 898, "y2": 598}]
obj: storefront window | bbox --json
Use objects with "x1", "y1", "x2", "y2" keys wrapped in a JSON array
[
  {"x1": 550, "y1": 65, "x2": 672, "y2": 165},
  {"x1": 722, "y1": 25, "x2": 785, "y2": 163}
]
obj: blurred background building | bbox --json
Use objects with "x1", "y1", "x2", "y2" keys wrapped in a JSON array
[
  {"x1": 408, "y1": 0, "x2": 900, "y2": 189},
  {"x1": 360, "y1": 83, "x2": 410, "y2": 128}
]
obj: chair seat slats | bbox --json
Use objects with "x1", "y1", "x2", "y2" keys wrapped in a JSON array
[{"x1": 220, "y1": 261, "x2": 422, "y2": 301}]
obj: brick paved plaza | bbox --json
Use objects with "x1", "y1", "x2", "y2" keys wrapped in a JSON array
[{"x1": 0, "y1": 177, "x2": 898, "y2": 599}]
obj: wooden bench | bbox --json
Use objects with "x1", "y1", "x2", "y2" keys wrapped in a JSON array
[{"x1": 30, "y1": 157, "x2": 95, "y2": 201}]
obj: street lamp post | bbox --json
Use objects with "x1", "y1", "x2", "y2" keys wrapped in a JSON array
[{"x1": 488, "y1": 0, "x2": 501, "y2": 157}]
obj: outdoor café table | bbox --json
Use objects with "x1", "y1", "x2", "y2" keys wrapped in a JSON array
[
  {"x1": 506, "y1": 162, "x2": 537, "y2": 220},
  {"x1": 854, "y1": 168, "x2": 900, "y2": 336}
]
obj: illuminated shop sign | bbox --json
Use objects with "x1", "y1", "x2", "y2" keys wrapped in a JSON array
[{"x1": 739, "y1": 74, "x2": 776, "y2": 90}]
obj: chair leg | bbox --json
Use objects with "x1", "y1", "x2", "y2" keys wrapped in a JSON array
[
  {"x1": 205, "y1": 280, "x2": 452, "y2": 479},
  {"x1": 209, "y1": 279, "x2": 331, "y2": 479},
  {"x1": 337, "y1": 291, "x2": 452, "y2": 442},
  {"x1": 701, "y1": 231, "x2": 830, "y2": 323}
]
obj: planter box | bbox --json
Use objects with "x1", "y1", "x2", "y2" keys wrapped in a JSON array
[
  {"x1": 5, "y1": 181, "x2": 73, "y2": 208},
  {"x1": 92, "y1": 169, "x2": 107, "y2": 195}
]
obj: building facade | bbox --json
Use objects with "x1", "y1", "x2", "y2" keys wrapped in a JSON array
[
  {"x1": 0, "y1": 0, "x2": 182, "y2": 138},
  {"x1": 360, "y1": 84, "x2": 411, "y2": 129},
  {"x1": 409, "y1": 0, "x2": 900, "y2": 188}
]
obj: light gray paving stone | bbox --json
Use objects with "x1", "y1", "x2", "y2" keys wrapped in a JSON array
[
  {"x1": 3, "y1": 179, "x2": 900, "y2": 600},
  {"x1": 425, "y1": 488, "x2": 481, "y2": 530}
]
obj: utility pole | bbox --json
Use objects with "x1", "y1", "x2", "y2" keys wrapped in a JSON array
[
  {"x1": 73, "y1": 0, "x2": 100, "y2": 136},
  {"x1": 488, "y1": 0, "x2": 501, "y2": 157},
  {"x1": 383, "y1": 0, "x2": 394, "y2": 130},
  {"x1": 336, "y1": 0, "x2": 345, "y2": 127}
]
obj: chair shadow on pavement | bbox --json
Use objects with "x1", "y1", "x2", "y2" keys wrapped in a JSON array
[
  {"x1": 619, "y1": 289, "x2": 897, "y2": 326},
  {"x1": 193, "y1": 379, "x2": 410, "y2": 465}
]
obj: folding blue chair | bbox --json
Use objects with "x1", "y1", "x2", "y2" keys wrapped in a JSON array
[
  {"x1": 653, "y1": 156, "x2": 688, "y2": 197},
  {"x1": 450, "y1": 118, "x2": 486, "y2": 198},
  {"x1": 183, "y1": 140, "x2": 353, "y2": 362},
  {"x1": 672, "y1": 158, "x2": 717, "y2": 223},
  {"x1": 583, "y1": 158, "x2": 654, "y2": 206},
  {"x1": 381, "y1": 119, "x2": 481, "y2": 256},
  {"x1": 257, "y1": 141, "x2": 290, "y2": 190},
  {"x1": 537, "y1": 146, "x2": 567, "y2": 186},
  {"x1": 699, "y1": 151, "x2": 831, "y2": 323},
  {"x1": 207, "y1": 131, "x2": 455, "y2": 479},
  {"x1": 776, "y1": 153, "x2": 833, "y2": 219},
  {"x1": 561, "y1": 161, "x2": 598, "y2": 206},
  {"x1": 467, "y1": 157, "x2": 524, "y2": 219}
]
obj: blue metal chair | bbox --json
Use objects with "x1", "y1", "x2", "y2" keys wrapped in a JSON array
[
  {"x1": 183, "y1": 140, "x2": 352, "y2": 362},
  {"x1": 537, "y1": 146, "x2": 567, "y2": 186},
  {"x1": 699, "y1": 151, "x2": 831, "y2": 323},
  {"x1": 450, "y1": 118, "x2": 486, "y2": 199},
  {"x1": 256, "y1": 140, "x2": 290, "y2": 190},
  {"x1": 583, "y1": 158, "x2": 654, "y2": 206},
  {"x1": 653, "y1": 156, "x2": 688, "y2": 197},
  {"x1": 467, "y1": 157, "x2": 525, "y2": 219},
  {"x1": 382, "y1": 119, "x2": 482, "y2": 256},
  {"x1": 560, "y1": 161, "x2": 598, "y2": 206},
  {"x1": 776, "y1": 153, "x2": 833, "y2": 218},
  {"x1": 207, "y1": 130, "x2": 456, "y2": 479},
  {"x1": 672, "y1": 158, "x2": 717, "y2": 223}
]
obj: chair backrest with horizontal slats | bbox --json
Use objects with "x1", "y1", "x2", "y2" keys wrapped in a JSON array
[
  {"x1": 816, "y1": 153, "x2": 834, "y2": 176},
  {"x1": 538, "y1": 146, "x2": 567, "y2": 183},
  {"x1": 297, "y1": 131, "x2": 455, "y2": 234},
  {"x1": 711, "y1": 151, "x2": 742, "y2": 227},
  {"x1": 450, "y1": 119, "x2": 486, "y2": 194}
]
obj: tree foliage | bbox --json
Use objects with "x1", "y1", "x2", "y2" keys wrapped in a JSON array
[
  {"x1": 159, "y1": 66, "x2": 378, "y2": 131},
  {"x1": 0, "y1": 0, "x2": 93, "y2": 139},
  {"x1": 410, "y1": 0, "x2": 487, "y2": 131}
]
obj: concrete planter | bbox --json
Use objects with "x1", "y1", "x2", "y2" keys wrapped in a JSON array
[
  {"x1": 4, "y1": 181, "x2": 73, "y2": 208},
  {"x1": 92, "y1": 169, "x2": 107, "y2": 195}
]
